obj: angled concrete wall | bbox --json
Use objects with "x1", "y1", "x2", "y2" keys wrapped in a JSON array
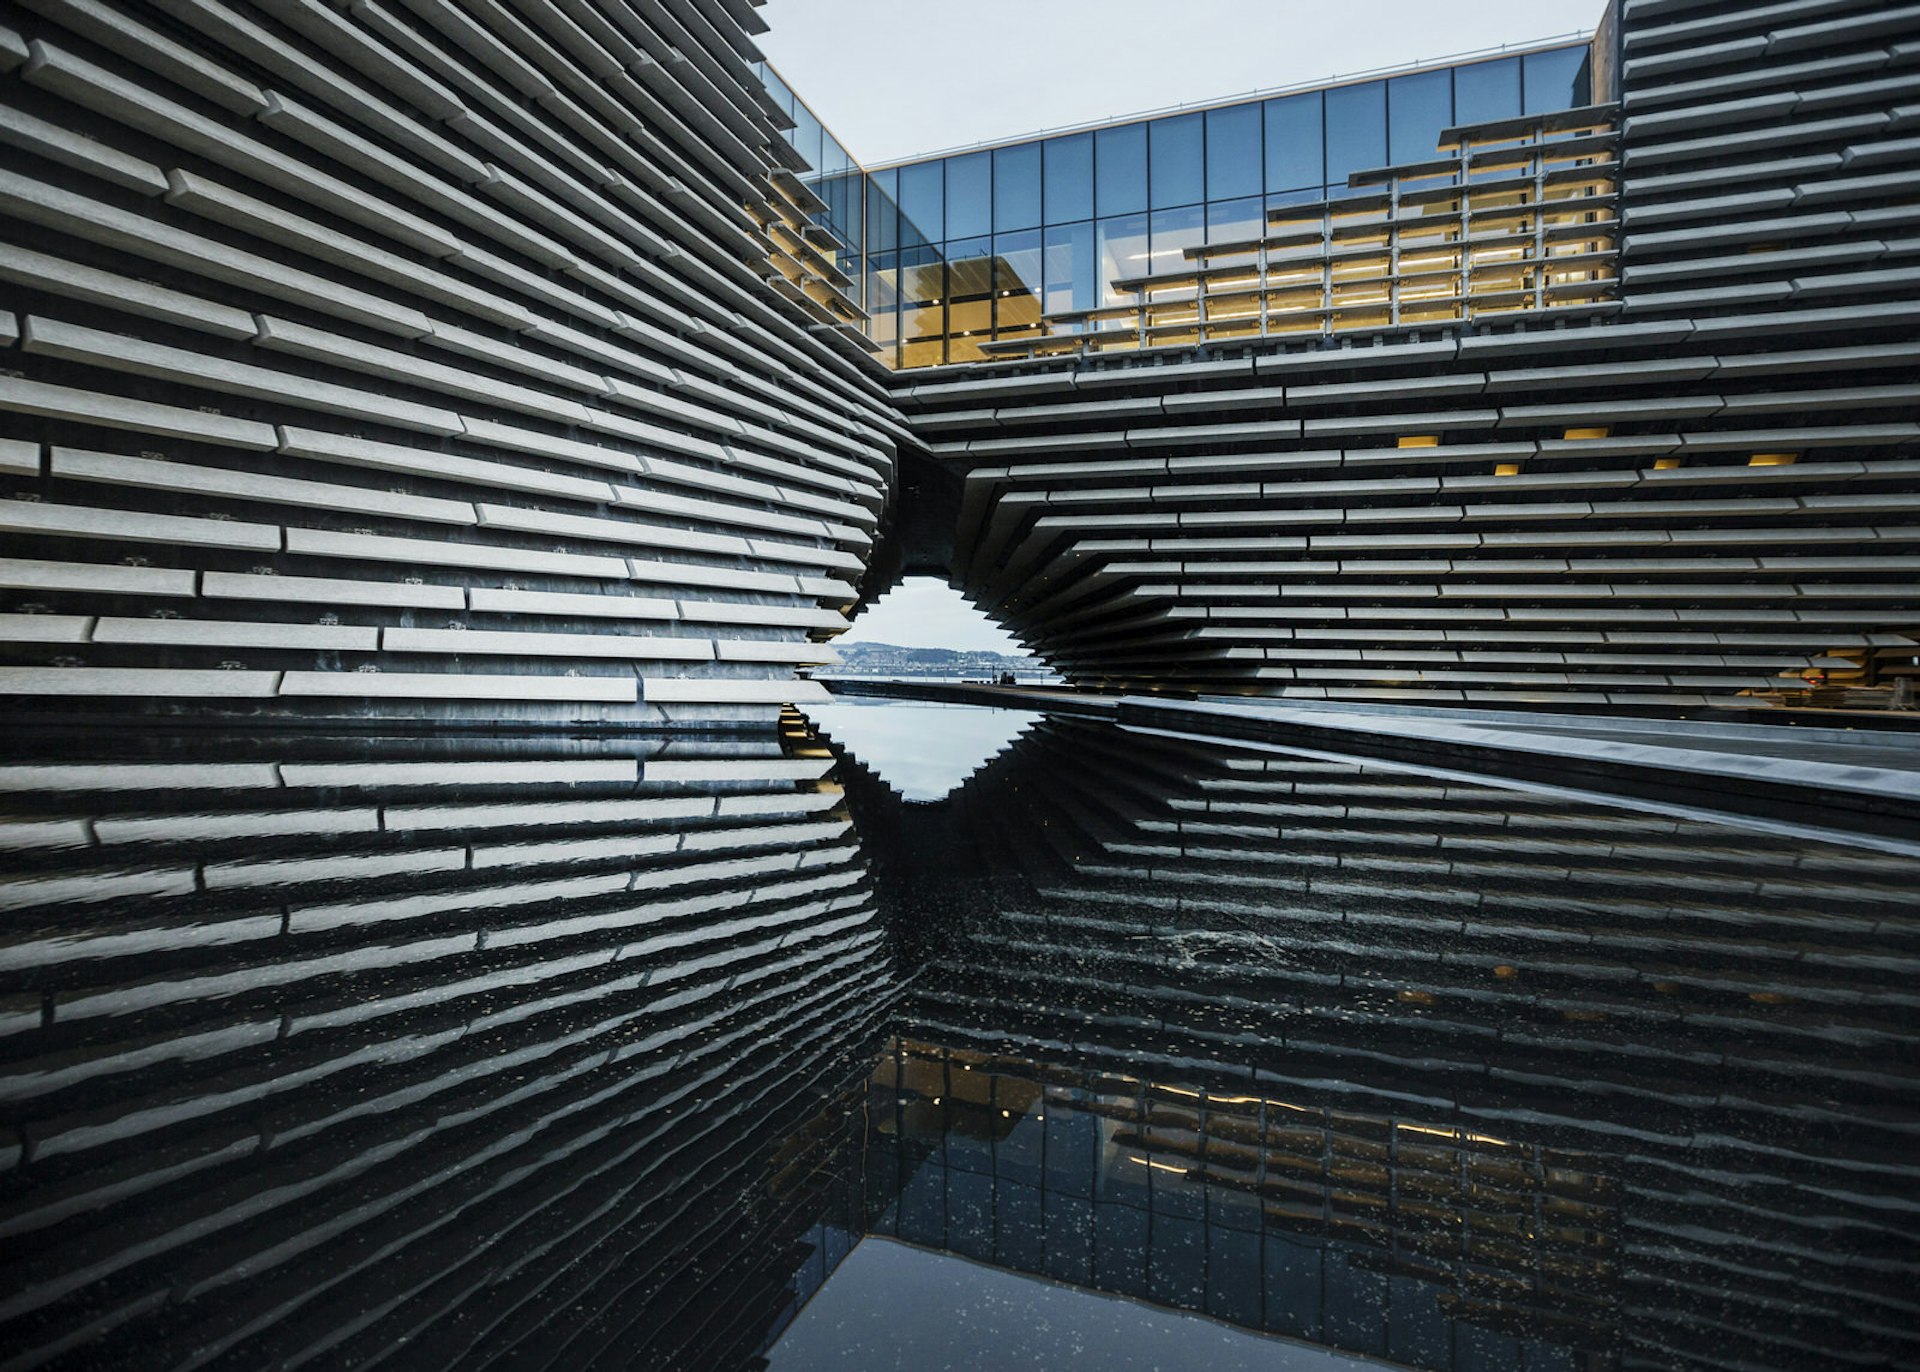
[
  {"x1": 895, "y1": 0, "x2": 1920, "y2": 706},
  {"x1": 0, "y1": 0, "x2": 899, "y2": 728}
]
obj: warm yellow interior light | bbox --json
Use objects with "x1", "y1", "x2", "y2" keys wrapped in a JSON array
[
  {"x1": 1749, "y1": 452, "x2": 1799, "y2": 466},
  {"x1": 1494, "y1": 462, "x2": 1523, "y2": 476},
  {"x1": 1398, "y1": 435, "x2": 1440, "y2": 448},
  {"x1": 1564, "y1": 426, "x2": 1609, "y2": 440},
  {"x1": 1654, "y1": 457, "x2": 1683, "y2": 469}
]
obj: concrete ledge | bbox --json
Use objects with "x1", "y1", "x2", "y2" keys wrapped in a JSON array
[{"x1": 822, "y1": 679, "x2": 1920, "y2": 841}]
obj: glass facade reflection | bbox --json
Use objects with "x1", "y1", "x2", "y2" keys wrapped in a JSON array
[{"x1": 759, "y1": 39, "x2": 1596, "y2": 368}]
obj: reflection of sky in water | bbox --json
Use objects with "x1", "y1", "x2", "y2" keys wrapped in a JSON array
[
  {"x1": 802, "y1": 701, "x2": 1042, "y2": 801},
  {"x1": 769, "y1": 1238, "x2": 1389, "y2": 1372}
]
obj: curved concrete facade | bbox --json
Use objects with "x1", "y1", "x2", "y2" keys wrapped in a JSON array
[
  {"x1": 0, "y1": 0, "x2": 897, "y2": 728},
  {"x1": 1, "y1": 0, "x2": 1917, "y2": 720}
]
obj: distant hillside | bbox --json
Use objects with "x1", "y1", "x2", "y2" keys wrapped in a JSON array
[{"x1": 826, "y1": 642, "x2": 1041, "y2": 676}]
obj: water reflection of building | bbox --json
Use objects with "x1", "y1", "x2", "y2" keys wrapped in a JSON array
[
  {"x1": 0, "y1": 725, "x2": 892, "y2": 1370},
  {"x1": 836, "y1": 715, "x2": 1920, "y2": 1372},
  {"x1": 5, "y1": 711, "x2": 1916, "y2": 1370},
  {"x1": 866, "y1": 1038, "x2": 1614, "y2": 1369}
]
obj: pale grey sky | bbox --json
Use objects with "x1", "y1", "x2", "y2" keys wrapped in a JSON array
[
  {"x1": 758, "y1": 0, "x2": 1606, "y2": 166},
  {"x1": 837, "y1": 578, "x2": 1033, "y2": 655}
]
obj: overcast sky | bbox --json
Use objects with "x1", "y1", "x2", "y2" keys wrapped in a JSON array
[
  {"x1": 837, "y1": 578, "x2": 1033, "y2": 655},
  {"x1": 758, "y1": 0, "x2": 1605, "y2": 165}
]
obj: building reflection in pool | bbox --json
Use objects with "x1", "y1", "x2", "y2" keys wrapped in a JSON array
[{"x1": 0, "y1": 706, "x2": 1915, "y2": 1370}]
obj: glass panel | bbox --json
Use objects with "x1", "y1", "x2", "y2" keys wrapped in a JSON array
[
  {"x1": 994, "y1": 142, "x2": 1042, "y2": 233},
  {"x1": 1095, "y1": 122, "x2": 1148, "y2": 217},
  {"x1": 1388, "y1": 68, "x2": 1453, "y2": 165},
  {"x1": 1265, "y1": 92, "x2": 1324, "y2": 192},
  {"x1": 1149, "y1": 112, "x2": 1204, "y2": 210},
  {"x1": 994, "y1": 228, "x2": 1044, "y2": 334},
  {"x1": 822, "y1": 133, "x2": 851, "y2": 178},
  {"x1": 1523, "y1": 45, "x2": 1592, "y2": 114},
  {"x1": 866, "y1": 250, "x2": 900, "y2": 353},
  {"x1": 945, "y1": 235, "x2": 994, "y2": 343},
  {"x1": 897, "y1": 160, "x2": 944, "y2": 246},
  {"x1": 1044, "y1": 220, "x2": 1097, "y2": 316},
  {"x1": 826, "y1": 172, "x2": 857, "y2": 250},
  {"x1": 1149, "y1": 204, "x2": 1206, "y2": 276},
  {"x1": 1206, "y1": 102, "x2": 1263, "y2": 202},
  {"x1": 791, "y1": 101, "x2": 823, "y2": 175},
  {"x1": 900, "y1": 244, "x2": 946, "y2": 366},
  {"x1": 1096, "y1": 213, "x2": 1150, "y2": 305},
  {"x1": 761, "y1": 66, "x2": 795, "y2": 119},
  {"x1": 844, "y1": 172, "x2": 865, "y2": 252},
  {"x1": 1454, "y1": 56, "x2": 1521, "y2": 127},
  {"x1": 867, "y1": 168, "x2": 899, "y2": 254},
  {"x1": 1206, "y1": 195, "x2": 1266, "y2": 254},
  {"x1": 1324, "y1": 80, "x2": 1387, "y2": 190},
  {"x1": 945, "y1": 151, "x2": 992, "y2": 241},
  {"x1": 1268, "y1": 187, "x2": 1327, "y2": 211},
  {"x1": 1044, "y1": 132, "x2": 1093, "y2": 225}
]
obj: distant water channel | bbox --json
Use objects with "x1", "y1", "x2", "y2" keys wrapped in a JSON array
[{"x1": 1, "y1": 703, "x2": 1915, "y2": 1371}]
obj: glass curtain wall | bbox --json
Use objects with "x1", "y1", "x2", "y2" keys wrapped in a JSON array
[{"x1": 762, "y1": 42, "x2": 1593, "y2": 368}]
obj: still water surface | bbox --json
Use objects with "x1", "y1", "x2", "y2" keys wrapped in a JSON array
[{"x1": 0, "y1": 703, "x2": 1915, "y2": 1370}]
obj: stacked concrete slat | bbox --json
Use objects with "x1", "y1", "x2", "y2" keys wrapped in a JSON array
[
  {"x1": 0, "y1": 725, "x2": 891, "y2": 1369},
  {"x1": 894, "y1": 0, "x2": 1920, "y2": 707},
  {"x1": 850, "y1": 718, "x2": 1920, "y2": 1370},
  {"x1": 0, "y1": 0, "x2": 899, "y2": 728}
]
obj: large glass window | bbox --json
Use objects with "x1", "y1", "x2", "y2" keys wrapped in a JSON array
[
  {"x1": 1388, "y1": 68, "x2": 1453, "y2": 165},
  {"x1": 761, "y1": 65, "x2": 795, "y2": 119},
  {"x1": 1324, "y1": 80, "x2": 1387, "y2": 190},
  {"x1": 994, "y1": 228, "x2": 1044, "y2": 335},
  {"x1": 1149, "y1": 112, "x2": 1204, "y2": 209},
  {"x1": 1453, "y1": 56, "x2": 1521, "y2": 127},
  {"x1": 866, "y1": 250, "x2": 900, "y2": 355},
  {"x1": 945, "y1": 151, "x2": 992, "y2": 240},
  {"x1": 1096, "y1": 213, "x2": 1150, "y2": 305},
  {"x1": 790, "y1": 102, "x2": 823, "y2": 176},
  {"x1": 1095, "y1": 122, "x2": 1147, "y2": 217},
  {"x1": 1044, "y1": 133, "x2": 1093, "y2": 225},
  {"x1": 867, "y1": 168, "x2": 899, "y2": 255},
  {"x1": 994, "y1": 142, "x2": 1042, "y2": 234},
  {"x1": 1149, "y1": 204, "x2": 1206, "y2": 276},
  {"x1": 1205, "y1": 103, "x2": 1263, "y2": 202},
  {"x1": 1523, "y1": 45, "x2": 1591, "y2": 114},
  {"x1": 1207, "y1": 195, "x2": 1266, "y2": 248},
  {"x1": 1264, "y1": 92, "x2": 1324, "y2": 193},
  {"x1": 899, "y1": 244, "x2": 946, "y2": 367},
  {"x1": 1044, "y1": 221, "x2": 1097, "y2": 316},
  {"x1": 1268, "y1": 186, "x2": 1326, "y2": 211},
  {"x1": 821, "y1": 133, "x2": 851, "y2": 178},
  {"x1": 898, "y1": 160, "x2": 944, "y2": 246},
  {"x1": 945, "y1": 236, "x2": 994, "y2": 345},
  {"x1": 825, "y1": 172, "x2": 857, "y2": 250}
]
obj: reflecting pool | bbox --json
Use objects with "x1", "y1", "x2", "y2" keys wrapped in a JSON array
[{"x1": 1, "y1": 705, "x2": 1916, "y2": 1370}]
